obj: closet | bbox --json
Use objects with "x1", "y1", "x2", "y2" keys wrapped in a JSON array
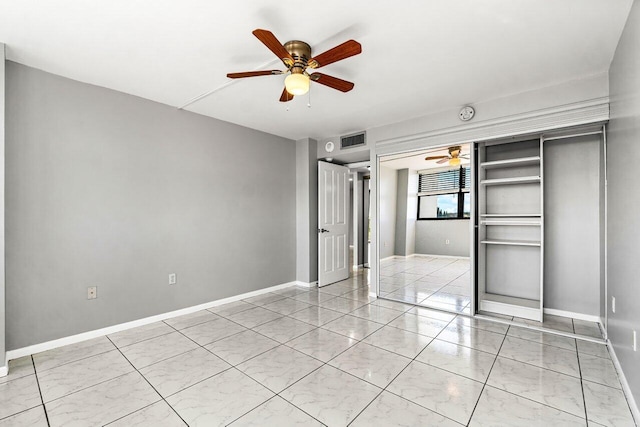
[{"x1": 474, "y1": 126, "x2": 605, "y2": 323}]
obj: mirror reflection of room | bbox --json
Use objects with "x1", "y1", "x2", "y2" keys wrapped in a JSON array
[{"x1": 379, "y1": 144, "x2": 471, "y2": 314}]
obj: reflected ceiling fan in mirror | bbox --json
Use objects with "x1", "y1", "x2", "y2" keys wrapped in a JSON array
[
  {"x1": 227, "y1": 29, "x2": 362, "y2": 102},
  {"x1": 425, "y1": 146, "x2": 470, "y2": 166}
]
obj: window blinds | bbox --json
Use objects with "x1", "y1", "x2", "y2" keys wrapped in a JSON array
[{"x1": 418, "y1": 166, "x2": 470, "y2": 195}]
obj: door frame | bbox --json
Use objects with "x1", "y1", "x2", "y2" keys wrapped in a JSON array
[
  {"x1": 345, "y1": 161, "x2": 371, "y2": 273},
  {"x1": 317, "y1": 161, "x2": 350, "y2": 287}
]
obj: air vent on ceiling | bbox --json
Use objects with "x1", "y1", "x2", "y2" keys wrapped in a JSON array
[{"x1": 341, "y1": 132, "x2": 366, "y2": 149}]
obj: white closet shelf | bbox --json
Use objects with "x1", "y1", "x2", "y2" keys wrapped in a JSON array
[
  {"x1": 479, "y1": 293, "x2": 541, "y2": 321},
  {"x1": 480, "y1": 156, "x2": 541, "y2": 169},
  {"x1": 480, "y1": 239, "x2": 541, "y2": 247},
  {"x1": 480, "y1": 176, "x2": 540, "y2": 186},
  {"x1": 480, "y1": 220, "x2": 541, "y2": 226},
  {"x1": 480, "y1": 214, "x2": 541, "y2": 217}
]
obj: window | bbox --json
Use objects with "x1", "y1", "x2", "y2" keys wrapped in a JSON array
[{"x1": 417, "y1": 166, "x2": 470, "y2": 219}]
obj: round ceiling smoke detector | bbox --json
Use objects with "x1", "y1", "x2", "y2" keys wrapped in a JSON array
[
  {"x1": 459, "y1": 106, "x2": 475, "y2": 122},
  {"x1": 325, "y1": 141, "x2": 335, "y2": 153}
]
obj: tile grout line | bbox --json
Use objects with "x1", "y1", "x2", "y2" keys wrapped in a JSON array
[
  {"x1": 224, "y1": 393, "x2": 327, "y2": 427},
  {"x1": 112, "y1": 329, "x2": 177, "y2": 350},
  {"x1": 219, "y1": 282, "x2": 374, "y2": 426},
  {"x1": 347, "y1": 307, "x2": 462, "y2": 426},
  {"x1": 104, "y1": 335, "x2": 191, "y2": 427},
  {"x1": 225, "y1": 283, "x2": 377, "y2": 425},
  {"x1": 31, "y1": 355, "x2": 52, "y2": 427},
  {"x1": 30, "y1": 345, "x2": 116, "y2": 375},
  {"x1": 21, "y1": 263, "x2": 611, "y2": 426},
  {"x1": 468, "y1": 325, "x2": 594, "y2": 423},
  {"x1": 494, "y1": 336, "x2": 587, "y2": 380},
  {"x1": 226, "y1": 280, "x2": 604, "y2": 422},
  {"x1": 576, "y1": 337, "x2": 591, "y2": 424},
  {"x1": 463, "y1": 323, "x2": 510, "y2": 425},
  {"x1": 223, "y1": 289, "x2": 403, "y2": 425}
]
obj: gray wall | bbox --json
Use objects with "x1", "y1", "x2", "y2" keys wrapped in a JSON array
[
  {"x1": 406, "y1": 172, "x2": 418, "y2": 256},
  {"x1": 394, "y1": 169, "x2": 409, "y2": 256},
  {"x1": 0, "y1": 45, "x2": 6, "y2": 369},
  {"x1": 356, "y1": 173, "x2": 365, "y2": 265},
  {"x1": 379, "y1": 166, "x2": 397, "y2": 259},
  {"x1": 295, "y1": 138, "x2": 318, "y2": 284},
  {"x1": 544, "y1": 136, "x2": 603, "y2": 316},
  {"x1": 608, "y1": 0, "x2": 640, "y2": 405},
  {"x1": 363, "y1": 177, "x2": 370, "y2": 265},
  {"x1": 5, "y1": 62, "x2": 297, "y2": 350},
  {"x1": 349, "y1": 181, "x2": 354, "y2": 246},
  {"x1": 415, "y1": 220, "x2": 470, "y2": 257},
  {"x1": 393, "y1": 169, "x2": 418, "y2": 257}
]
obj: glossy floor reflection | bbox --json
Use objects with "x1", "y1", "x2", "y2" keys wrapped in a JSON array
[
  {"x1": 0, "y1": 271, "x2": 635, "y2": 426},
  {"x1": 380, "y1": 255, "x2": 605, "y2": 339},
  {"x1": 379, "y1": 256, "x2": 472, "y2": 313}
]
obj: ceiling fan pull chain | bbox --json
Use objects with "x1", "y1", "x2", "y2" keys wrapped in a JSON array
[{"x1": 307, "y1": 86, "x2": 312, "y2": 108}]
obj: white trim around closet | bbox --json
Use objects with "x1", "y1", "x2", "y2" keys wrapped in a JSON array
[{"x1": 375, "y1": 97, "x2": 609, "y2": 156}]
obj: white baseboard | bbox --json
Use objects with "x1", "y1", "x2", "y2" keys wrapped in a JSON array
[
  {"x1": 607, "y1": 340, "x2": 640, "y2": 425},
  {"x1": 543, "y1": 308, "x2": 602, "y2": 323},
  {"x1": 481, "y1": 299, "x2": 539, "y2": 321},
  {"x1": 369, "y1": 292, "x2": 378, "y2": 298},
  {"x1": 381, "y1": 254, "x2": 470, "y2": 262},
  {"x1": 295, "y1": 281, "x2": 317, "y2": 288},
  {"x1": 6, "y1": 280, "x2": 299, "y2": 362},
  {"x1": 413, "y1": 253, "x2": 470, "y2": 260},
  {"x1": 0, "y1": 365, "x2": 7, "y2": 377},
  {"x1": 382, "y1": 254, "x2": 419, "y2": 260}
]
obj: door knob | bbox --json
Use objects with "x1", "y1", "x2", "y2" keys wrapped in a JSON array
[{"x1": 318, "y1": 228, "x2": 329, "y2": 233}]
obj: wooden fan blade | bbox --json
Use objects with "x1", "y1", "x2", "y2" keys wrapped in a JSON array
[
  {"x1": 252, "y1": 29, "x2": 294, "y2": 66},
  {"x1": 437, "y1": 158, "x2": 450, "y2": 164},
  {"x1": 308, "y1": 40, "x2": 362, "y2": 69},
  {"x1": 424, "y1": 156, "x2": 449, "y2": 161},
  {"x1": 279, "y1": 87, "x2": 294, "y2": 102},
  {"x1": 309, "y1": 73, "x2": 354, "y2": 92},
  {"x1": 227, "y1": 70, "x2": 282, "y2": 79}
]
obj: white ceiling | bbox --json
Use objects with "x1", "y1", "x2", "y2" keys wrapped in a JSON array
[{"x1": 0, "y1": 0, "x2": 633, "y2": 141}]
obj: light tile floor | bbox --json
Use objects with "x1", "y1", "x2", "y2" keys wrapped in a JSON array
[
  {"x1": 0, "y1": 270, "x2": 636, "y2": 426},
  {"x1": 380, "y1": 255, "x2": 606, "y2": 339}
]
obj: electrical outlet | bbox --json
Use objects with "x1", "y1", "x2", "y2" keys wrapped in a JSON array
[
  {"x1": 445, "y1": 239, "x2": 450, "y2": 245},
  {"x1": 612, "y1": 296, "x2": 616, "y2": 313},
  {"x1": 87, "y1": 286, "x2": 97, "y2": 300},
  {"x1": 169, "y1": 273, "x2": 177, "y2": 285},
  {"x1": 633, "y1": 331, "x2": 637, "y2": 352}
]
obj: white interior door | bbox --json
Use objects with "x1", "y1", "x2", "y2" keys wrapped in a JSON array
[{"x1": 318, "y1": 161, "x2": 350, "y2": 287}]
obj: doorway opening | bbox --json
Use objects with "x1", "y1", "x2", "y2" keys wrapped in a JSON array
[
  {"x1": 316, "y1": 158, "x2": 373, "y2": 305},
  {"x1": 348, "y1": 162, "x2": 371, "y2": 273}
]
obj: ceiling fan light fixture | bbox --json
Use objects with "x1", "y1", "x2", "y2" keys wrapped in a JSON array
[
  {"x1": 285, "y1": 73, "x2": 310, "y2": 96},
  {"x1": 449, "y1": 157, "x2": 461, "y2": 166}
]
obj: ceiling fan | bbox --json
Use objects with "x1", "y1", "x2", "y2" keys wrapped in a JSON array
[
  {"x1": 227, "y1": 29, "x2": 362, "y2": 102},
  {"x1": 425, "y1": 146, "x2": 470, "y2": 166}
]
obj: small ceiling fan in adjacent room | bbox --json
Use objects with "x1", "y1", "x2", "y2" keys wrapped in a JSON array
[
  {"x1": 227, "y1": 29, "x2": 362, "y2": 102},
  {"x1": 425, "y1": 146, "x2": 470, "y2": 166}
]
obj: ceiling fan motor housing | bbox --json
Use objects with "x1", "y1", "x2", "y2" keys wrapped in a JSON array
[{"x1": 284, "y1": 40, "x2": 312, "y2": 73}]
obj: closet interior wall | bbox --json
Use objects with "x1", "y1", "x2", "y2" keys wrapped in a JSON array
[{"x1": 475, "y1": 126, "x2": 606, "y2": 327}]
